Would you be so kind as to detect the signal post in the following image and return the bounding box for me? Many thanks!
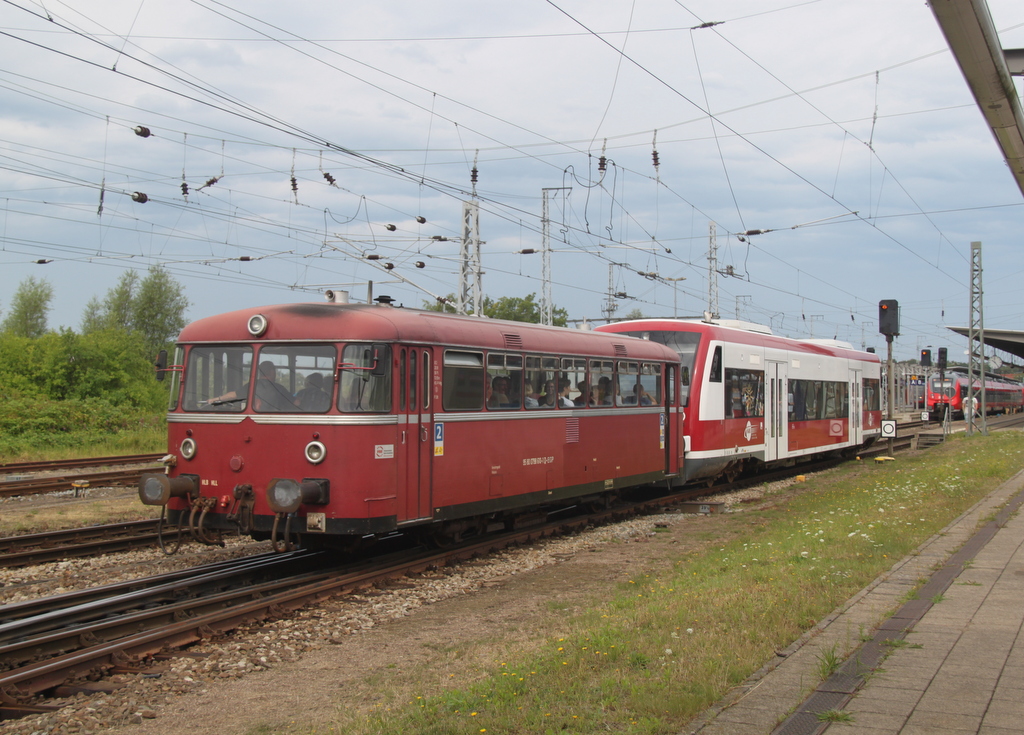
[879,300,899,456]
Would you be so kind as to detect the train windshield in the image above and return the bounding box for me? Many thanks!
[931,376,954,397]
[182,345,253,412]
[615,330,701,406]
[338,343,392,412]
[254,345,336,413]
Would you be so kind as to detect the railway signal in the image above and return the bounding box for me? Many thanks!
[878,300,899,336]
[937,347,947,369]
[920,349,932,367]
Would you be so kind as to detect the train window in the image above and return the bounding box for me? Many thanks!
[255,345,336,413]
[525,355,556,409]
[709,346,722,383]
[182,345,253,412]
[167,345,184,411]
[486,353,522,410]
[338,344,392,413]
[615,330,700,406]
[590,360,614,405]
[789,379,848,420]
[863,379,880,412]
[399,349,407,411]
[409,349,417,410]
[443,350,484,411]
[561,357,589,407]
[423,352,430,410]
[725,368,764,418]
[638,363,663,406]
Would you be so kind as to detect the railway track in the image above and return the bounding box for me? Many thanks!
[0,519,162,568]
[0,486,705,717]
[0,455,164,500]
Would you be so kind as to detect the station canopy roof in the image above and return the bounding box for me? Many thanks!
[945,327,1024,362]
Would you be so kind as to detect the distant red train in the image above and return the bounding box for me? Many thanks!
[926,369,1024,419]
[595,318,882,484]
[139,304,883,551]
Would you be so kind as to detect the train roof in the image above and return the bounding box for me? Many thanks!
[597,317,880,363]
[176,301,680,361]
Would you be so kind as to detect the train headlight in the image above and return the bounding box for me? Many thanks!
[180,437,197,460]
[304,440,327,464]
[139,473,198,505]
[247,313,268,337]
[265,477,330,513]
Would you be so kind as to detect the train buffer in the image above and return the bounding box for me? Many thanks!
[71,480,90,497]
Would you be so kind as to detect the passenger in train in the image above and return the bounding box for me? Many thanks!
[489,376,511,407]
[295,373,330,412]
[602,381,625,406]
[596,375,611,403]
[573,381,596,406]
[524,381,540,408]
[558,379,574,408]
[624,382,652,406]
[254,361,297,411]
[540,380,558,408]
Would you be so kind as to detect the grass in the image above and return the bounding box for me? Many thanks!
[816,709,854,723]
[815,644,843,681]
[316,431,1024,735]
[0,424,165,463]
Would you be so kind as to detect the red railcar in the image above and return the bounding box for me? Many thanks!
[595,318,882,483]
[926,369,1024,419]
[140,301,681,549]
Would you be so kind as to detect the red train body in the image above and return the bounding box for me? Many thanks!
[595,319,882,483]
[926,369,1024,419]
[141,301,682,549]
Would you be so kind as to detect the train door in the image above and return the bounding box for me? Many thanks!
[849,368,862,446]
[401,347,433,522]
[764,360,788,462]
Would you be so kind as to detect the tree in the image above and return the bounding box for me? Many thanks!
[82,266,189,358]
[622,308,646,320]
[422,293,569,327]
[1,276,53,338]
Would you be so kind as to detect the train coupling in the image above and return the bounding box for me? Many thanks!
[265,478,330,513]
[139,473,198,506]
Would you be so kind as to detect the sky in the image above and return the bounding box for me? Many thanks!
[1,0,1023,363]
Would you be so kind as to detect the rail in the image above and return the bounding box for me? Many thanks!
[0,519,162,568]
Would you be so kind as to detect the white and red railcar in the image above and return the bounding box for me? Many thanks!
[595,318,882,483]
[140,301,682,549]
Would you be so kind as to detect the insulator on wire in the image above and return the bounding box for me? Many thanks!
[471,166,478,184]
[384,262,395,270]
[134,126,151,138]
[290,176,298,193]
[415,216,426,224]
[181,182,189,196]
[598,155,607,173]
[131,191,149,203]
[415,261,425,268]
[323,172,336,186]
[35,258,52,264]
[385,224,397,231]
[652,149,660,168]
[239,256,253,262]
[366,254,381,260]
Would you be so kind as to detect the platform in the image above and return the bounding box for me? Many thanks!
[687,466,1024,735]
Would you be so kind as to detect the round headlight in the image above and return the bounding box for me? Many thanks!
[304,440,327,464]
[247,313,268,337]
[180,437,197,460]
